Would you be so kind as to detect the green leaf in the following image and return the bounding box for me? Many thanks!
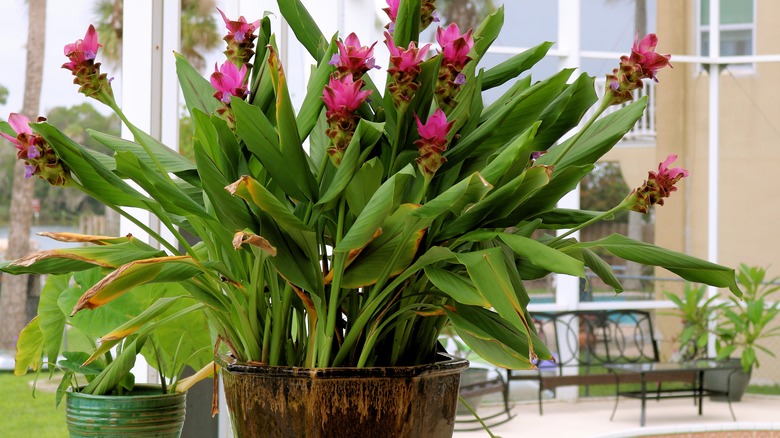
[14,317,43,376]
[38,274,70,368]
[498,234,584,277]
[482,41,554,90]
[538,98,648,169]
[573,234,742,297]
[0,240,166,275]
[32,122,154,210]
[232,98,315,202]
[580,248,623,292]
[114,151,210,219]
[176,52,220,115]
[297,37,337,139]
[276,0,326,59]
[344,158,383,218]
[83,337,146,395]
[88,130,197,176]
[425,267,487,307]
[318,120,384,206]
[336,165,415,253]
[339,204,425,288]
[71,256,205,314]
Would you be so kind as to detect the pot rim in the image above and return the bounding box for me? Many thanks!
[215,352,469,379]
[66,383,186,400]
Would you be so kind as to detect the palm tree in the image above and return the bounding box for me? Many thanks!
[437,0,495,31]
[0,0,46,350]
[93,0,221,72]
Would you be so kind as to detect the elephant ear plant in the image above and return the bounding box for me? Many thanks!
[2,0,743,390]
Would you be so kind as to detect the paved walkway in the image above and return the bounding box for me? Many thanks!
[453,395,780,438]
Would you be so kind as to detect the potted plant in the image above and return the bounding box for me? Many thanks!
[9,263,212,437]
[706,264,780,401]
[663,282,724,361]
[1,0,743,436]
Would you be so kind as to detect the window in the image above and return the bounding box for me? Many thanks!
[698,0,755,70]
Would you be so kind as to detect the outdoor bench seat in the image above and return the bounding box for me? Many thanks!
[506,309,697,415]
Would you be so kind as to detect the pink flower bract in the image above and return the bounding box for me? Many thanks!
[62,25,101,71]
[217,8,261,43]
[436,23,474,68]
[415,109,453,152]
[630,33,672,81]
[386,32,431,75]
[322,75,372,120]
[210,61,249,104]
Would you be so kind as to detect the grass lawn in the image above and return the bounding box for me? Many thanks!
[0,372,68,437]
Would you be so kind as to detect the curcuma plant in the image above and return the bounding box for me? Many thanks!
[1,0,741,380]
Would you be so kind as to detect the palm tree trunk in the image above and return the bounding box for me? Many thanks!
[0,0,46,350]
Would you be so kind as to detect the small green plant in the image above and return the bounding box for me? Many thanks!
[715,264,780,372]
[664,282,723,361]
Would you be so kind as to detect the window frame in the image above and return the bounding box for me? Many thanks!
[696,0,757,74]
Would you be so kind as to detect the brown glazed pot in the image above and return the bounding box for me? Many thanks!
[216,353,469,438]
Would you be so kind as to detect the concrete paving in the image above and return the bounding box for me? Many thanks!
[453,395,780,438]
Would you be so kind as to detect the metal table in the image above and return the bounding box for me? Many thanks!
[605,360,742,426]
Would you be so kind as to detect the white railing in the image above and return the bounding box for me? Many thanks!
[585,79,656,144]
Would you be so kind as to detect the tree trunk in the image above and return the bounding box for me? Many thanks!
[635,0,647,37]
[0,0,46,350]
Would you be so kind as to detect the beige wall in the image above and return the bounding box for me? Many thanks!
[653,0,780,381]
[656,0,780,275]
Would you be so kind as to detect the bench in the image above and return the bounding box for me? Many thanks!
[506,309,697,415]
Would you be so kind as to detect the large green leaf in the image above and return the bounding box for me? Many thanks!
[498,234,584,277]
[444,69,573,169]
[318,120,384,206]
[82,336,145,395]
[538,97,648,169]
[276,0,326,59]
[88,130,197,177]
[297,37,337,139]
[176,52,220,116]
[481,41,554,90]
[32,123,154,210]
[572,234,742,297]
[233,98,314,202]
[38,274,70,368]
[339,204,425,288]
[71,256,205,314]
[0,241,166,275]
[425,267,487,307]
[14,317,43,376]
[336,165,415,253]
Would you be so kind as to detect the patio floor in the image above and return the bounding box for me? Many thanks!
[453,394,780,438]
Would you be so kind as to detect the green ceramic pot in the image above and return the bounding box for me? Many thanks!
[216,353,469,438]
[65,384,186,437]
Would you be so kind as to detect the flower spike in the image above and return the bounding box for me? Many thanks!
[606,33,672,105]
[625,154,689,214]
[62,25,114,105]
[2,113,70,185]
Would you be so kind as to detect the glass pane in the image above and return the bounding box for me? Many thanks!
[700,29,752,56]
[701,0,753,25]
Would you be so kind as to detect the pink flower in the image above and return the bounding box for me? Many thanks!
[415,109,454,177]
[415,109,453,152]
[630,34,672,82]
[383,0,400,23]
[436,23,474,68]
[626,154,689,214]
[385,32,431,75]
[606,33,672,105]
[1,113,33,150]
[322,75,372,120]
[217,8,261,44]
[62,25,101,72]
[330,33,378,78]
[210,61,249,104]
